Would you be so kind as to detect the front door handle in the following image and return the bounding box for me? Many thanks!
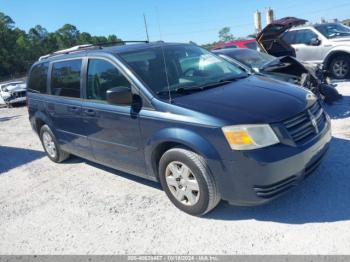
[68,106,80,113]
[84,109,96,116]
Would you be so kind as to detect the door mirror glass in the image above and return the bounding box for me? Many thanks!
[309,37,321,46]
[106,86,132,105]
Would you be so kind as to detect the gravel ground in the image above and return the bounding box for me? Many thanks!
[0,82,349,255]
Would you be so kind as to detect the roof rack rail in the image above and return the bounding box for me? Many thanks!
[39,44,96,61]
[94,40,149,47]
[39,40,149,61]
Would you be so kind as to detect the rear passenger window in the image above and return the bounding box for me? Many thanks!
[87,59,131,101]
[28,63,49,93]
[51,60,82,98]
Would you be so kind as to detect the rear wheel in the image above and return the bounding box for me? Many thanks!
[159,147,220,216]
[39,125,69,163]
[329,55,350,79]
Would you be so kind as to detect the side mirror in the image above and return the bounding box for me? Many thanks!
[106,86,132,105]
[309,37,321,46]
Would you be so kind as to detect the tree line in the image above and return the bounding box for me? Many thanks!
[0,12,122,81]
[0,11,256,81]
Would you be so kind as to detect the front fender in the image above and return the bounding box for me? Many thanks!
[324,46,350,67]
[144,127,222,178]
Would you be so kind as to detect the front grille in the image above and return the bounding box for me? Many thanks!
[13,91,26,98]
[283,101,327,144]
[253,175,298,199]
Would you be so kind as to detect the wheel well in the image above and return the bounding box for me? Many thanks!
[325,51,350,70]
[151,142,196,180]
[35,119,45,134]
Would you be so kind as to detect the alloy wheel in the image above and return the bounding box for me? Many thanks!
[333,59,349,78]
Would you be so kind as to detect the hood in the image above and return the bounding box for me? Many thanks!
[173,75,312,125]
[329,37,350,43]
[257,17,307,57]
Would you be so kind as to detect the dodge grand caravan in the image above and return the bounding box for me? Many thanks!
[27,42,332,216]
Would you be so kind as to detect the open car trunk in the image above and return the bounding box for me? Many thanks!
[256,17,307,57]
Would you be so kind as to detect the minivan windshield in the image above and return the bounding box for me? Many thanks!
[315,23,350,39]
[119,44,247,99]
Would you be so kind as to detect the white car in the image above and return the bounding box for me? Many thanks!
[257,17,350,79]
[0,81,27,107]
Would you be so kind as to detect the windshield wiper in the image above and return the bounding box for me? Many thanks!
[156,87,202,96]
[156,75,248,97]
[183,76,247,92]
[219,74,249,82]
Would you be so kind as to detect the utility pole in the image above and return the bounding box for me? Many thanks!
[143,13,150,42]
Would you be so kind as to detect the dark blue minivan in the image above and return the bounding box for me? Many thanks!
[27,42,332,215]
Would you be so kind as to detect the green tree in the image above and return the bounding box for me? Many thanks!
[0,12,14,29]
[0,12,123,81]
[56,24,80,48]
[218,27,235,42]
[247,33,257,38]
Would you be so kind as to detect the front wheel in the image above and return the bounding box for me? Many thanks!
[329,55,350,79]
[159,147,221,216]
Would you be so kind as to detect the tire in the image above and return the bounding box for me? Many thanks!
[39,124,70,163]
[159,147,221,216]
[329,55,350,79]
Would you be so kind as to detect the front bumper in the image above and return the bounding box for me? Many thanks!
[209,125,332,206]
[2,91,26,104]
[6,96,26,104]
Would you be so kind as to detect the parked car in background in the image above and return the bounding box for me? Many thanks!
[257,17,350,79]
[0,81,27,107]
[27,42,331,216]
[211,39,257,50]
[213,48,342,104]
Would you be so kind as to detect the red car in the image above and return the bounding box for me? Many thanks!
[211,39,257,50]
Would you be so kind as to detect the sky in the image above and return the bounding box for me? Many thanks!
[1,0,350,45]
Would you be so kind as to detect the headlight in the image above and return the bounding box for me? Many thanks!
[222,124,279,150]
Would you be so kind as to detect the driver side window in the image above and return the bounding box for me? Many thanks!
[87,59,131,101]
[295,29,318,45]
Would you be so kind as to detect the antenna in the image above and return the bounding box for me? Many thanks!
[156,7,172,102]
[143,13,150,42]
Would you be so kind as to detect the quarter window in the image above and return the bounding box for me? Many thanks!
[87,59,131,102]
[51,60,82,98]
[28,63,49,93]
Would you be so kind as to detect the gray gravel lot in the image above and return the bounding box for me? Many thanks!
[0,82,350,255]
